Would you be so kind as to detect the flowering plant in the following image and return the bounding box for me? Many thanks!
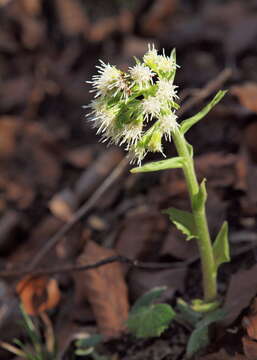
[86,45,230,355]
[86,45,179,165]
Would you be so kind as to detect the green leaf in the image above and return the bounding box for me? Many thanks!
[76,335,103,349]
[131,286,167,314]
[213,221,230,271]
[127,304,176,338]
[130,157,184,173]
[186,141,194,158]
[180,90,227,134]
[163,207,197,240]
[196,309,227,329]
[186,309,227,358]
[186,325,209,358]
[192,179,207,212]
[191,298,221,313]
[176,298,202,326]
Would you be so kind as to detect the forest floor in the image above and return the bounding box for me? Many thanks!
[1,0,257,359]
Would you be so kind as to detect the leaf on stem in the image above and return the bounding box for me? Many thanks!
[127,304,175,338]
[163,207,197,241]
[213,221,230,271]
[127,286,176,338]
[186,309,227,358]
[193,178,207,212]
[130,157,184,173]
[180,90,227,135]
[130,286,167,313]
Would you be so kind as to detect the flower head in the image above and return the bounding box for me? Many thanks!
[129,63,154,89]
[143,44,159,69]
[88,60,122,97]
[159,112,179,141]
[142,96,162,120]
[156,79,178,101]
[86,44,180,164]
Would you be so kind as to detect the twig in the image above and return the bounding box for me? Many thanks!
[0,255,193,279]
[28,157,128,270]
[177,68,232,117]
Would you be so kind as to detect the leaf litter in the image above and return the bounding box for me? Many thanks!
[2,0,257,358]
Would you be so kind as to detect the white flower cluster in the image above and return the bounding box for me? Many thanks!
[86,44,180,165]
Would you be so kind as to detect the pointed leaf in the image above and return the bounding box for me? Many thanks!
[186,325,209,358]
[192,179,207,212]
[213,221,230,271]
[181,90,227,134]
[127,304,176,338]
[186,309,227,357]
[130,157,184,173]
[186,141,194,158]
[131,286,167,314]
[76,335,103,349]
[163,207,197,240]
[176,298,202,326]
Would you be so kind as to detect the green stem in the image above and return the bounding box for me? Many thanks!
[172,130,217,302]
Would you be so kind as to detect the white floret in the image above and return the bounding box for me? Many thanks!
[142,96,162,120]
[159,112,179,141]
[143,44,159,67]
[129,63,154,89]
[129,145,147,166]
[156,79,179,101]
[88,60,121,97]
[156,53,177,73]
[119,123,143,149]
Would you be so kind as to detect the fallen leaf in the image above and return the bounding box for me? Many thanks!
[128,267,187,302]
[243,298,257,340]
[75,241,129,339]
[55,0,89,36]
[196,152,237,188]
[242,336,257,360]
[116,209,166,261]
[0,117,22,158]
[65,146,94,168]
[222,264,257,326]
[243,122,257,163]
[231,83,257,114]
[16,275,61,316]
[141,0,177,35]
[160,227,198,260]
[21,0,42,16]
[199,349,246,360]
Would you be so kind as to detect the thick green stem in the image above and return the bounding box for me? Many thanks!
[172,130,217,302]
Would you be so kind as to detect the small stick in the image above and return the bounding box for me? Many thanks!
[0,255,192,279]
[29,157,129,270]
[177,68,232,117]
[49,148,123,221]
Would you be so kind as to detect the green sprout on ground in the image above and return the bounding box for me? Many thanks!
[86,44,230,356]
[0,306,56,360]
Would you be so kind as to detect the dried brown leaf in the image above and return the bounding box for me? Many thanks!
[222,264,257,326]
[75,241,129,339]
[128,267,187,302]
[55,0,89,36]
[160,227,198,260]
[0,117,22,158]
[141,0,177,35]
[243,298,257,340]
[199,349,246,360]
[243,122,257,163]
[16,275,61,315]
[116,209,166,260]
[242,336,257,360]
[231,83,257,114]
